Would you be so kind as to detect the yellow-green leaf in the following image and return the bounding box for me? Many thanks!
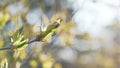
[37,18,62,41]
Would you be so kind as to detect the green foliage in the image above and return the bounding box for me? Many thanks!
[0,0,120,68]
[10,26,23,43]
[10,26,28,50]
[0,1,76,68]
[37,18,62,41]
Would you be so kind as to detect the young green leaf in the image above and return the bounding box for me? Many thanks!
[10,26,23,43]
[10,26,28,50]
[36,18,62,41]
[13,39,28,50]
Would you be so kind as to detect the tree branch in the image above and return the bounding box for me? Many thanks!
[0,18,62,51]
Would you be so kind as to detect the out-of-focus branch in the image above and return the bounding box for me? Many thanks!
[0,46,12,50]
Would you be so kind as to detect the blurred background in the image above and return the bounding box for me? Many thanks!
[0,0,120,68]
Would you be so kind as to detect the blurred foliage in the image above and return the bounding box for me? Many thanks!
[0,39,4,48]
[0,0,120,68]
[0,58,8,68]
[0,11,9,30]
[39,53,54,68]
[10,26,28,50]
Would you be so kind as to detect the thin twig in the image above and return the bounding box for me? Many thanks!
[0,44,13,50]
[0,38,38,51]
[0,18,62,51]
[0,46,12,50]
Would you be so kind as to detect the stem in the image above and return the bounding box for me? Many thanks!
[0,18,62,51]
[0,46,12,50]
